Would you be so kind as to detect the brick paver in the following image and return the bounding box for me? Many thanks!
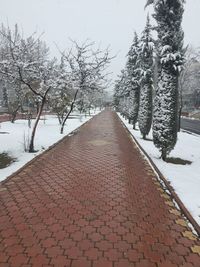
[0,110,200,267]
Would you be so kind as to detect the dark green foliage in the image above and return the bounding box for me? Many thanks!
[138,16,154,139]
[150,0,185,160]
[126,33,140,128]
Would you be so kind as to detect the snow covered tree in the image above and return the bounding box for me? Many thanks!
[7,82,24,123]
[0,24,56,152]
[113,81,121,112]
[59,40,112,133]
[49,56,74,125]
[113,69,128,116]
[80,85,105,115]
[126,32,140,128]
[0,77,23,122]
[146,0,185,160]
[138,15,154,139]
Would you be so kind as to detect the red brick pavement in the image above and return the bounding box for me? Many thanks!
[0,110,200,267]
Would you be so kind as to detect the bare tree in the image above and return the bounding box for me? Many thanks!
[0,24,56,152]
[49,58,76,125]
[58,40,112,134]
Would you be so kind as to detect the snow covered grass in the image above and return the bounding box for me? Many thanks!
[118,114,200,225]
[0,110,100,182]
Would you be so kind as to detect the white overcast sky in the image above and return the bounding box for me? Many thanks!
[0,0,199,89]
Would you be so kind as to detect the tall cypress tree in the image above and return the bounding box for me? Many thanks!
[138,15,154,139]
[146,0,185,160]
[114,69,129,117]
[126,32,140,129]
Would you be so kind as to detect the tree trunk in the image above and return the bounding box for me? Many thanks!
[161,149,167,161]
[11,105,21,123]
[178,84,183,132]
[57,113,62,125]
[29,87,50,152]
[29,97,46,152]
[28,113,32,128]
[178,105,182,132]
[36,102,40,114]
[60,89,79,134]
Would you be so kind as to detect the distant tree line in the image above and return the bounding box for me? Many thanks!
[179,46,200,112]
[114,0,185,161]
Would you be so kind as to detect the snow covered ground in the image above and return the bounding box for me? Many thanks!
[0,111,100,182]
[118,114,200,225]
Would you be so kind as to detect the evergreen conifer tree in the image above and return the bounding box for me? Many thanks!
[146,0,185,160]
[113,71,125,112]
[126,32,140,129]
[138,15,154,139]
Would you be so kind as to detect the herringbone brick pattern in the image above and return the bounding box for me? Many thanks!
[0,110,200,267]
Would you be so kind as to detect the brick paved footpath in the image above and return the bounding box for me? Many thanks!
[0,110,200,267]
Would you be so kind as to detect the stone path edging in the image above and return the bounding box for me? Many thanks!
[118,115,200,237]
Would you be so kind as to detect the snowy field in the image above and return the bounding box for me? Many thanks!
[118,114,200,225]
[0,111,99,182]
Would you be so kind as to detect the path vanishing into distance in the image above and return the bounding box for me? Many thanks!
[0,110,200,267]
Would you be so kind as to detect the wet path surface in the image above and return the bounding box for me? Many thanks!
[0,110,200,267]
